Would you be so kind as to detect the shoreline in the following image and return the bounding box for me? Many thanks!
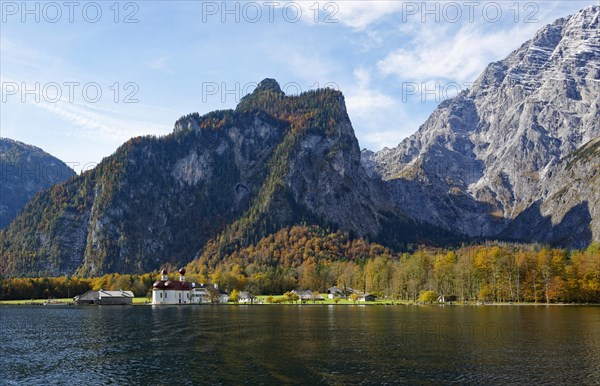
[1,298,598,307]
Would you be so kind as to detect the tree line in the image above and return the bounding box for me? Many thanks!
[2,226,599,303]
[0,273,156,300]
[186,226,600,303]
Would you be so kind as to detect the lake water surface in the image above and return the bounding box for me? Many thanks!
[1,305,598,385]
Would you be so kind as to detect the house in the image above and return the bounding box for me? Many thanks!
[74,289,134,305]
[192,284,230,304]
[327,286,355,299]
[152,268,192,305]
[74,290,98,305]
[437,295,458,303]
[96,290,134,305]
[238,291,257,304]
[291,290,324,301]
[358,293,377,302]
[152,268,229,305]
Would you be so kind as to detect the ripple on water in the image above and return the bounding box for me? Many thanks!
[1,305,598,384]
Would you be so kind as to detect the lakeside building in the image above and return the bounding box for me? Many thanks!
[152,268,229,305]
[327,286,355,299]
[74,289,134,305]
[358,293,377,302]
[238,291,257,304]
[291,289,325,301]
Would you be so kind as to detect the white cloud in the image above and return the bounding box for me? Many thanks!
[276,0,406,30]
[344,67,414,150]
[35,100,167,142]
[1,75,167,143]
[148,56,171,71]
[333,1,407,29]
[378,22,541,84]
[268,47,336,87]
[346,67,396,119]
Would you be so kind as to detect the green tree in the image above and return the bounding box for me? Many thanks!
[418,290,437,303]
[229,289,239,303]
[284,291,299,303]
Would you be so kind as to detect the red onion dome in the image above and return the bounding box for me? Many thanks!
[179,268,186,275]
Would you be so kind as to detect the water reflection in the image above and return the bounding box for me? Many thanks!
[1,305,598,384]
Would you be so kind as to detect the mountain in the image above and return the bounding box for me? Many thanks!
[0,138,75,228]
[364,5,600,248]
[2,7,597,278]
[0,80,443,277]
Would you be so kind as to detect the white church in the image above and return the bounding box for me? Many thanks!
[152,268,229,305]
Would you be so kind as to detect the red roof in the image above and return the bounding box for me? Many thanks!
[153,280,190,291]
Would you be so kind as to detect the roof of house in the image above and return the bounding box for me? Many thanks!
[238,291,256,299]
[98,290,134,298]
[291,289,312,296]
[291,290,323,300]
[327,286,355,294]
[194,284,229,295]
[153,280,191,291]
[75,290,98,301]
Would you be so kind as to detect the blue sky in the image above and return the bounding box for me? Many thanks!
[1,0,595,172]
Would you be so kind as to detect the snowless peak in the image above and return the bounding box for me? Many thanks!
[254,78,284,95]
[237,78,286,111]
[366,5,600,246]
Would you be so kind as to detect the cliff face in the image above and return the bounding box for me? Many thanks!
[3,7,597,277]
[0,80,420,277]
[365,6,600,245]
[0,138,75,228]
[501,137,600,248]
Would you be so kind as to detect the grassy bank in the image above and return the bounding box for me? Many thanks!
[0,297,151,305]
[1,296,596,306]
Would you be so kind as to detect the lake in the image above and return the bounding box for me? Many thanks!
[1,305,598,385]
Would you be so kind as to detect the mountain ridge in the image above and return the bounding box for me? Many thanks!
[0,138,75,228]
[364,5,600,246]
[0,80,450,277]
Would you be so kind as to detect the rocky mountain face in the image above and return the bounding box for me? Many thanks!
[0,80,434,277]
[501,137,600,247]
[2,7,597,278]
[364,5,600,248]
[0,138,75,228]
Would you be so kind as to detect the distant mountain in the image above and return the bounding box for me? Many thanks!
[0,138,75,228]
[0,80,447,277]
[364,5,600,248]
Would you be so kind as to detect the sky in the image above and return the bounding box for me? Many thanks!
[1,0,596,172]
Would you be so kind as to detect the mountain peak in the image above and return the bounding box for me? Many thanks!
[0,137,75,228]
[254,78,283,95]
[237,78,285,112]
[366,5,600,246]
